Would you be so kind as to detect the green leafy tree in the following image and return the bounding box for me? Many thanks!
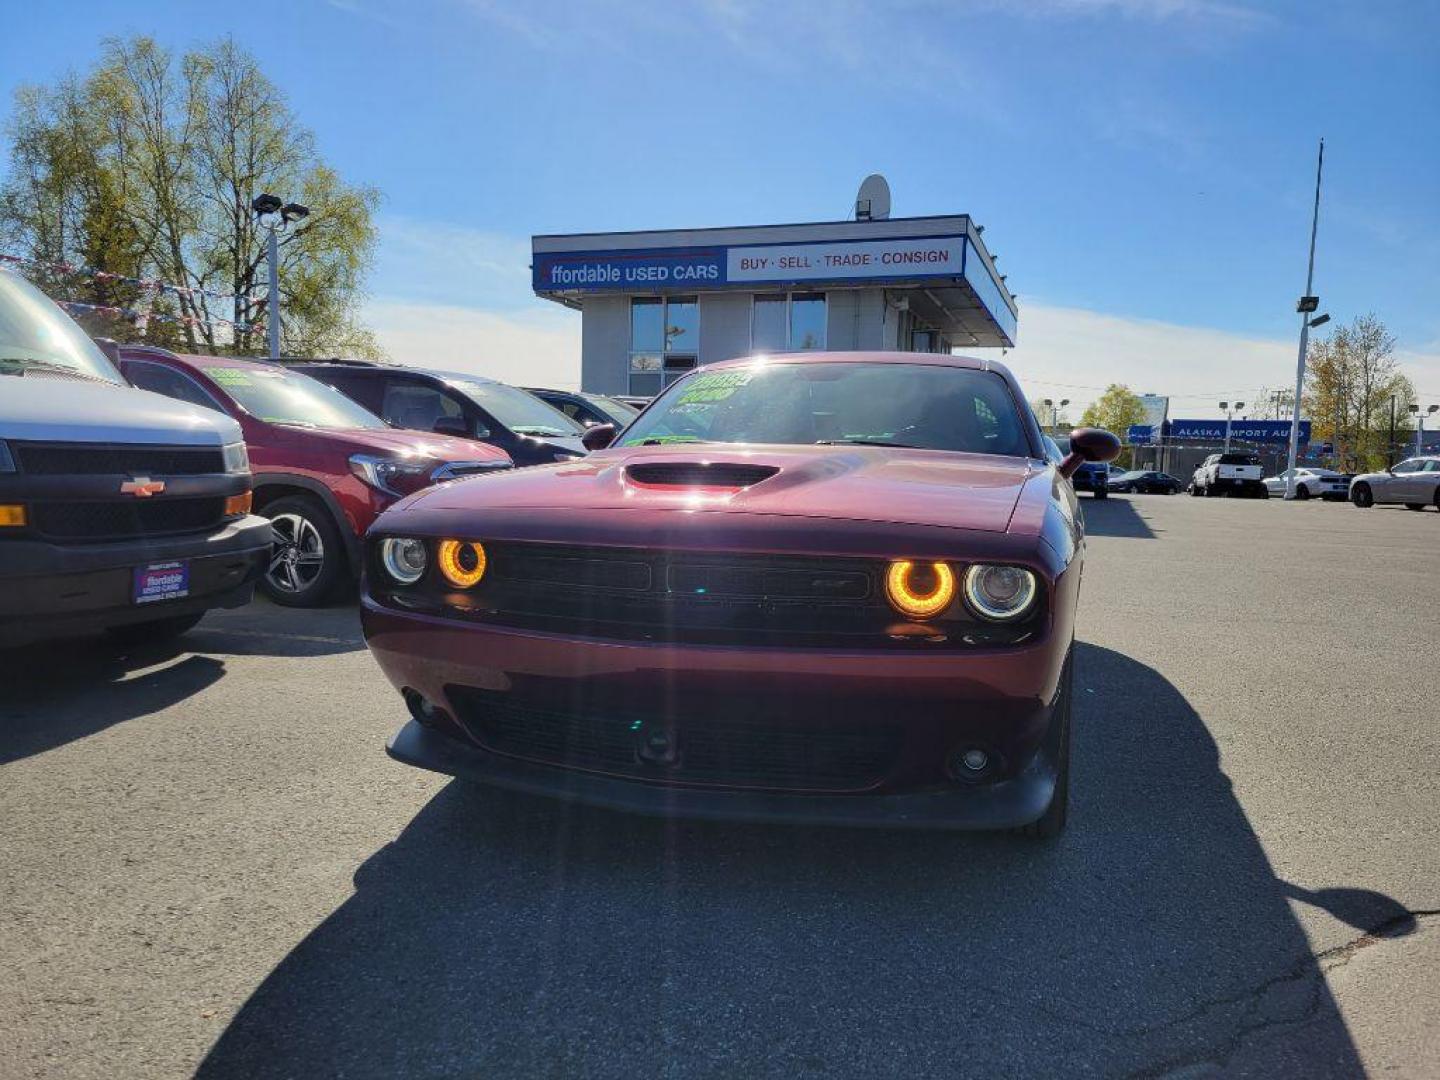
[0,35,381,357]
[1080,384,1147,435]
[1303,314,1414,471]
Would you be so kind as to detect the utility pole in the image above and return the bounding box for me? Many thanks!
[1285,139,1326,499]
[1388,395,1396,469]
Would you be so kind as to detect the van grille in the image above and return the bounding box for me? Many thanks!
[31,497,226,540]
[13,442,225,476]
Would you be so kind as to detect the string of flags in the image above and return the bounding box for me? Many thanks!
[0,251,251,305]
[58,298,264,334]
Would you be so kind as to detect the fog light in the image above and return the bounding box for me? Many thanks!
[403,689,450,728]
[948,746,999,783]
[0,504,26,527]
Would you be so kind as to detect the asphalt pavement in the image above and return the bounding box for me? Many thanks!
[1,495,1437,1079]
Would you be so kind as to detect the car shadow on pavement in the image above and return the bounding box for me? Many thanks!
[0,602,362,765]
[1080,496,1158,539]
[196,643,1388,1078]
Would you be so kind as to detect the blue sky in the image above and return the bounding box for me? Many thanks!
[3,0,1437,415]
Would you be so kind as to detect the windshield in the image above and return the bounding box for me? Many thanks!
[0,271,124,384]
[585,393,638,422]
[619,361,1030,455]
[202,364,387,429]
[451,381,584,437]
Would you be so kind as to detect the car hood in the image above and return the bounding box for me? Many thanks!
[403,443,1041,533]
[1,376,242,445]
[309,426,510,463]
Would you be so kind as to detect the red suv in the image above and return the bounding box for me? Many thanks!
[118,347,511,606]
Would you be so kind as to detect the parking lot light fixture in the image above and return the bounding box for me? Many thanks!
[1285,140,1325,499]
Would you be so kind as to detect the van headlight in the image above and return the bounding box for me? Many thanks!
[221,441,249,474]
[962,565,1038,622]
[379,538,429,584]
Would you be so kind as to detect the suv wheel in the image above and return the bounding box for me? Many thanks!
[1351,483,1374,508]
[260,495,346,607]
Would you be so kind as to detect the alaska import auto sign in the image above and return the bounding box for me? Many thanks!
[533,235,967,292]
[1167,419,1312,444]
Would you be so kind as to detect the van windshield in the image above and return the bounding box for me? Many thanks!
[0,272,124,384]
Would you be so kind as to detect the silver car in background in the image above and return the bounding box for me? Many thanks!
[1349,457,1440,510]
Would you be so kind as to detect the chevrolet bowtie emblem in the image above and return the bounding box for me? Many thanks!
[120,476,166,498]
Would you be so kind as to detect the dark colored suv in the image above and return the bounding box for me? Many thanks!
[293,362,588,466]
[523,387,639,430]
[119,348,511,607]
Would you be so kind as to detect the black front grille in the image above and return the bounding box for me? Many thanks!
[626,462,779,487]
[448,685,903,792]
[31,497,226,540]
[13,442,225,476]
[382,541,1040,649]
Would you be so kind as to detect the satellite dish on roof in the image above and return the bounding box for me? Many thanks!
[855,174,891,221]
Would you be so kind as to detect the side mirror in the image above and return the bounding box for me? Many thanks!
[582,423,617,451]
[1058,427,1121,479]
[432,416,470,437]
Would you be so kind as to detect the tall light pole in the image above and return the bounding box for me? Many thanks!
[1284,139,1325,499]
[251,193,310,360]
[1220,401,1245,452]
[1412,404,1439,456]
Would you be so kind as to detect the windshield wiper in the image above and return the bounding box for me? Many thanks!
[0,357,111,383]
[513,426,570,437]
[815,438,920,449]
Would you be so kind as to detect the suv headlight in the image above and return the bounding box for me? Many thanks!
[0,441,14,474]
[221,441,249,474]
[349,453,434,496]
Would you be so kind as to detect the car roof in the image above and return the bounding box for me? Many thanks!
[702,350,1007,377]
[292,359,507,388]
[119,346,281,374]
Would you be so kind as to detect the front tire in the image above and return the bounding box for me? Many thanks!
[104,612,205,646]
[1352,483,1374,508]
[1296,484,1310,500]
[259,494,347,607]
[1016,655,1072,840]
[1092,488,1108,500]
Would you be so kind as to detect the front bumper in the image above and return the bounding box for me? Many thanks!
[363,597,1071,829]
[0,514,271,646]
[387,715,1061,830]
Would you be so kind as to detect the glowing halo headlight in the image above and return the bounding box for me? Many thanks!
[437,539,488,588]
[962,564,1038,622]
[884,560,957,620]
[379,537,428,585]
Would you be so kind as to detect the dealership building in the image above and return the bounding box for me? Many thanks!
[531,192,1017,397]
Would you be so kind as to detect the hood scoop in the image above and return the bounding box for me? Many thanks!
[625,461,780,489]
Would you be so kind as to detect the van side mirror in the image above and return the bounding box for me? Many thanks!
[582,423,617,451]
[1059,427,1121,479]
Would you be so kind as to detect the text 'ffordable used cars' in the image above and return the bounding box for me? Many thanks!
[360,353,1119,837]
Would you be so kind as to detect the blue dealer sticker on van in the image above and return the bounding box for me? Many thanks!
[134,561,190,604]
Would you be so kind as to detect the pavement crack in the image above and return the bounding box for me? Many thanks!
[1123,908,1439,1078]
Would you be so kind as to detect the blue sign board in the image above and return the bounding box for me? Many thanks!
[534,247,727,291]
[1127,424,1153,445]
[1167,419,1311,444]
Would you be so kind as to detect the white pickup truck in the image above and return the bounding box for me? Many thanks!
[0,269,272,647]
[1189,452,1268,498]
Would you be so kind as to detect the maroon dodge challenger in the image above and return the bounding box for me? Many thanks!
[361,352,1118,836]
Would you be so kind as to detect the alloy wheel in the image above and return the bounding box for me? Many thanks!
[267,512,327,594]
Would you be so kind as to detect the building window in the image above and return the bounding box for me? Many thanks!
[630,296,697,395]
[751,292,827,352]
